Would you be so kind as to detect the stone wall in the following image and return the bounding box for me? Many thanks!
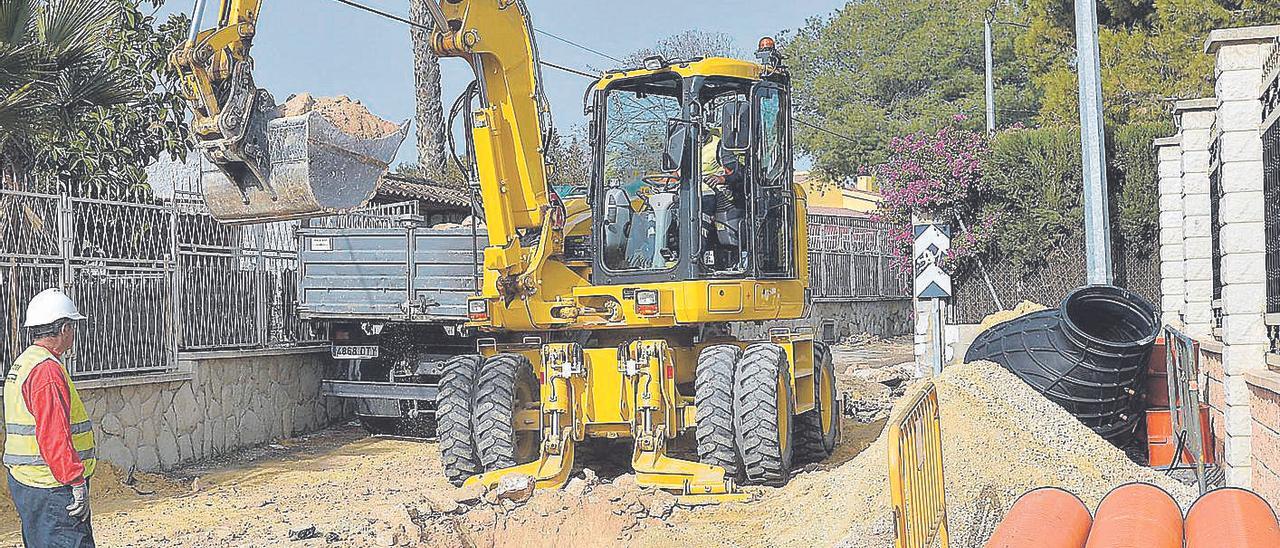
[1201,344,1228,463]
[736,299,913,341]
[68,349,347,472]
[1247,370,1280,503]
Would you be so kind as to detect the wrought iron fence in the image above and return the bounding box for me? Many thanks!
[806,214,909,301]
[1263,73,1280,355]
[1,187,322,380]
[1209,124,1225,337]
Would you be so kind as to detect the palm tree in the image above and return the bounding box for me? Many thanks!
[410,0,448,180]
[0,0,136,190]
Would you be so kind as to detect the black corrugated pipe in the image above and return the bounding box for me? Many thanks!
[964,285,1160,443]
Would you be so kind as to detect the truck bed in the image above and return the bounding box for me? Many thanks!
[296,221,483,322]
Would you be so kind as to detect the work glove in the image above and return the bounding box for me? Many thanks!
[66,482,89,521]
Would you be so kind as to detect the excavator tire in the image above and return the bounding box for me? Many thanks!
[794,341,839,464]
[733,343,794,486]
[436,354,482,485]
[472,353,541,471]
[695,344,742,478]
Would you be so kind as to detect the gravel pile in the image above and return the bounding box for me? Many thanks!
[643,360,1196,547]
[838,360,1196,547]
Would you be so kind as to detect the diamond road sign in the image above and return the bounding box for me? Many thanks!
[913,222,952,299]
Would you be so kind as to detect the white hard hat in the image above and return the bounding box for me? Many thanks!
[24,288,86,328]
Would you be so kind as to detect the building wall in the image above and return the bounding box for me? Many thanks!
[1157,26,1280,489]
[39,349,348,472]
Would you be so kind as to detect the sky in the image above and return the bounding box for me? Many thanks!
[158,0,848,166]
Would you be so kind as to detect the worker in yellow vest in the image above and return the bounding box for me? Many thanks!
[4,288,96,547]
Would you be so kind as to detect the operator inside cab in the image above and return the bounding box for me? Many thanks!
[701,102,749,273]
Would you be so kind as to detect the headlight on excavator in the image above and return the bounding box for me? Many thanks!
[468,299,490,322]
[634,290,659,316]
[642,55,666,71]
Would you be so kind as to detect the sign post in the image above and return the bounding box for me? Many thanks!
[914,222,952,376]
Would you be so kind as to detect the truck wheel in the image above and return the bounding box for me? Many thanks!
[437,354,482,485]
[696,344,742,478]
[794,341,839,464]
[734,343,794,486]
[472,353,541,471]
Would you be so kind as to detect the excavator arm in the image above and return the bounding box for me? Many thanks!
[171,0,563,301]
[431,0,559,295]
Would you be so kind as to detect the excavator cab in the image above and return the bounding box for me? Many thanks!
[171,1,408,224]
[591,55,796,284]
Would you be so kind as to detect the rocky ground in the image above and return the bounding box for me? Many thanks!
[0,336,1191,547]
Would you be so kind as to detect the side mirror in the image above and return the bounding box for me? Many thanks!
[663,119,691,171]
[720,101,750,151]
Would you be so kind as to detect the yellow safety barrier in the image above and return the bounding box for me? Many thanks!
[888,381,949,548]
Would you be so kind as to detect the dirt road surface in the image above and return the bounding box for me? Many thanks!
[0,337,911,547]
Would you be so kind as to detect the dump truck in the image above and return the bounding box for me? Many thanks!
[173,0,839,503]
[298,212,483,435]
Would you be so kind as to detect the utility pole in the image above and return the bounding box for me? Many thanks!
[984,9,996,133]
[1074,0,1114,284]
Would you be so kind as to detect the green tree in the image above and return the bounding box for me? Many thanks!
[1017,0,1278,125]
[0,0,190,198]
[782,0,1038,181]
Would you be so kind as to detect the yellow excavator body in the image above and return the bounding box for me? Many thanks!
[174,1,838,503]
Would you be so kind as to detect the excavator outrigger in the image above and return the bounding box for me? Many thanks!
[173,0,839,503]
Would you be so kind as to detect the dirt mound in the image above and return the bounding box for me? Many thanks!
[0,460,188,536]
[275,93,400,139]
[638,361,1196,547]
[978,300,1048,331]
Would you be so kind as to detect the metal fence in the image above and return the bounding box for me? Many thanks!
[1262,80,1280,354]
[947,233,1160,325]
[1,187,322,380]
[1209,123,1226,337]
[807,214,910,301]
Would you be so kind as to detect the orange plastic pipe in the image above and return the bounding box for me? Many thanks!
[985,487,1092,548]
[1185,487,1280,548]
[1084,483,1183,548]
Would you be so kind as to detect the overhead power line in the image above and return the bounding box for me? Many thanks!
[794,118,860,145]
[326,0,859,145]
[324,0,599,77]
[534,28,625,64]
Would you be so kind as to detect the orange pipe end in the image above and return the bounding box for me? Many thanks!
[1084,482,1183,548]
[1185,487,1280,548]
[985,487,1092,548]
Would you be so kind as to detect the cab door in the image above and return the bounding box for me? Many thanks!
[749,82,796,280]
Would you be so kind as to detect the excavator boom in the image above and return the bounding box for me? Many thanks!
[172,0,410,224]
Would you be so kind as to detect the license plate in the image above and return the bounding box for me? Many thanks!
[332,345,379,359]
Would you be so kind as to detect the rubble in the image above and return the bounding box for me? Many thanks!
[274,93,400,140]
[490,473,536,505]
[977,300,1048,331]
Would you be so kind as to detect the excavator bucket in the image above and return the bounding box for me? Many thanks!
[197,97,410,224]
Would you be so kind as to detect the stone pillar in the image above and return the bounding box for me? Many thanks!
[1205,26,1280,486]
[1175,99,1218,339]
[1154,136,1185,326]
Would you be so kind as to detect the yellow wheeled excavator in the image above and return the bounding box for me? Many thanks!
[173,0,839,502]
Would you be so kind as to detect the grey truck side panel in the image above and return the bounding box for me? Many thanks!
[297,225,482,321]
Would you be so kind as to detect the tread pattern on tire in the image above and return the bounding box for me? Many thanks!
[734,343,793,486]
[695,344,742,478]
[794,341,836,464]
[436,354,482,485]
[472,353,535,471]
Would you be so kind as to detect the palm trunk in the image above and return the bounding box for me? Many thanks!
[410,0,448,180]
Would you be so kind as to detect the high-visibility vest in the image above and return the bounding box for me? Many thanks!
[3,345,96,488]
